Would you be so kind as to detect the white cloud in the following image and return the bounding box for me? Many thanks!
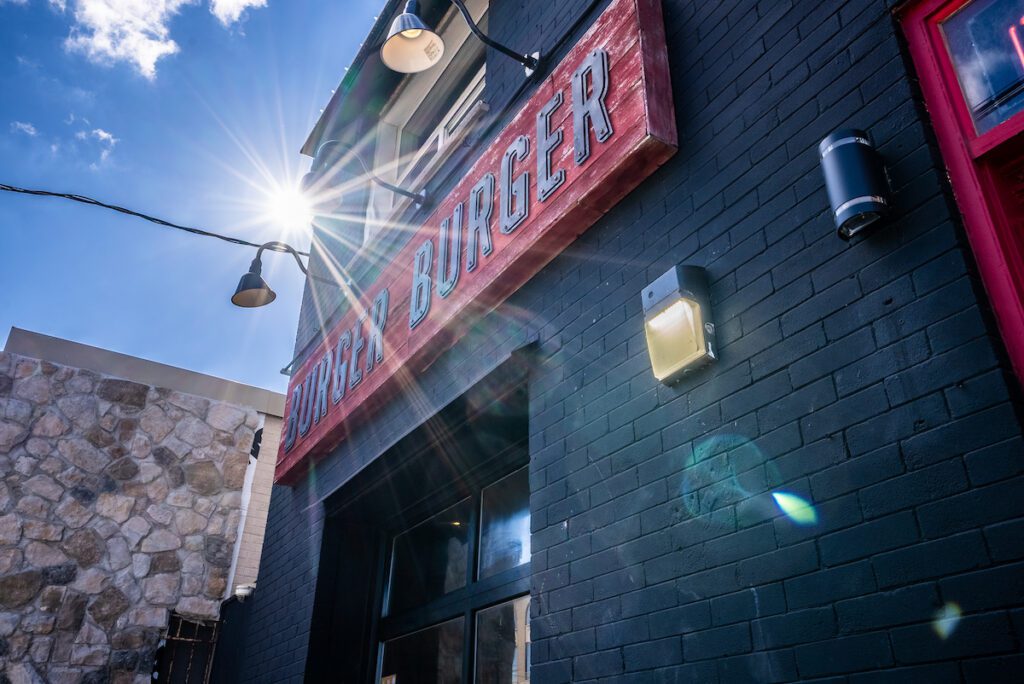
[10,121,38,136]
[209,0,265,25]
[73,126,119,168]
[59,0,269,79]
[91,127,118,145]
[89,127,118,166]
[64,0,198,80]
[90,127,118,167]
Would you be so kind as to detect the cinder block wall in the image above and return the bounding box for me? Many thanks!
[240,0,1024,681]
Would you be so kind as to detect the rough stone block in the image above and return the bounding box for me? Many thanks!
[96,380,149,409]
[0,570,42,608]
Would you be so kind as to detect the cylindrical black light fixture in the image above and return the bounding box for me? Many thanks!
[819,129,890,240]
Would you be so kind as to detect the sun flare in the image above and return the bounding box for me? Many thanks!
[265,184,313,236]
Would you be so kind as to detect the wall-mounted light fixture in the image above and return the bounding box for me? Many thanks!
[231,239,347,308]
[234,583,255,601]
[819,128,890,240]
[642,265,716,384]
[231,241,310,308]
[381,0,541,76]
[310,140,428,207]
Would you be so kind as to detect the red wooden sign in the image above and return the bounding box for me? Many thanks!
[276,0,676,484]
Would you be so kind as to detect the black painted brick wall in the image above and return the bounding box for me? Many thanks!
[237,0,1024,681]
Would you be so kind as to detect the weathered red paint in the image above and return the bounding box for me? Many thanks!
[276,0,677,484]
[901,0,1024,384]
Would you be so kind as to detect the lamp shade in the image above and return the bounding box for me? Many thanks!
[642,266,716,383]
[381,0,444,73]
[231,270,277,308]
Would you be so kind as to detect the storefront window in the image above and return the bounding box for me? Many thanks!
[377,464,531,683]
[941,0,1024,133]
[478,467,531,579]
[475,596,531,684]
[387,498,472,614]
[380,617,465,684]
[305,372,532,682]
[903,0,1024,379]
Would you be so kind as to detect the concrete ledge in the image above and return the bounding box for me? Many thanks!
[4,327,284,417]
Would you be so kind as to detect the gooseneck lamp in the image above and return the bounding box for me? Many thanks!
[232,241,313,308]
[311,140,428,207]
[642,266,716,384]
[381,0,541,76]
[819,128,890,240]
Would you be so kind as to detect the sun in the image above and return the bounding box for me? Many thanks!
[265,184,313,235]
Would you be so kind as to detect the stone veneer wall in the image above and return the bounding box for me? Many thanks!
[0,351,257,683]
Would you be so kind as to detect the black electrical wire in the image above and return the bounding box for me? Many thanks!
[0,183,310,257]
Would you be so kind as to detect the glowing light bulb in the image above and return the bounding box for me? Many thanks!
[402,28,423,39]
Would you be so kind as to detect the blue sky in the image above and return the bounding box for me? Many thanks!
[0,0,381,392]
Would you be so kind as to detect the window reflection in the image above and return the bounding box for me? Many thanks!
[478,467,531,580]
[381,617,465,684]
[942,0,1024,132]
[476,596,530,684]
[388,498,471,614]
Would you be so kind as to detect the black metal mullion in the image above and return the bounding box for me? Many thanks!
[367,529,389,682]
[467,490,481,585]
[467,563,531,602]
[378,596,469,641]
[463,490,481,684]
[464,604,475,684]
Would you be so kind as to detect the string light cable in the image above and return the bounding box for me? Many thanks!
[0,183,310,257]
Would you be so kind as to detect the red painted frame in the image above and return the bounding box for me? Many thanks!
[275,0,677,484]
[900,0,1024,382]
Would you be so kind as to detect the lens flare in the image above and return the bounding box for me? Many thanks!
[266,185,313,234]
[932,602,962,640]
[681,434,779,522]
[771,492,818,526]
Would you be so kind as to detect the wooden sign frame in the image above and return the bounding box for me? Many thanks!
[277,0,676,484]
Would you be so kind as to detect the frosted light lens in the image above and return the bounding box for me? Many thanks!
[644,298,705,380]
